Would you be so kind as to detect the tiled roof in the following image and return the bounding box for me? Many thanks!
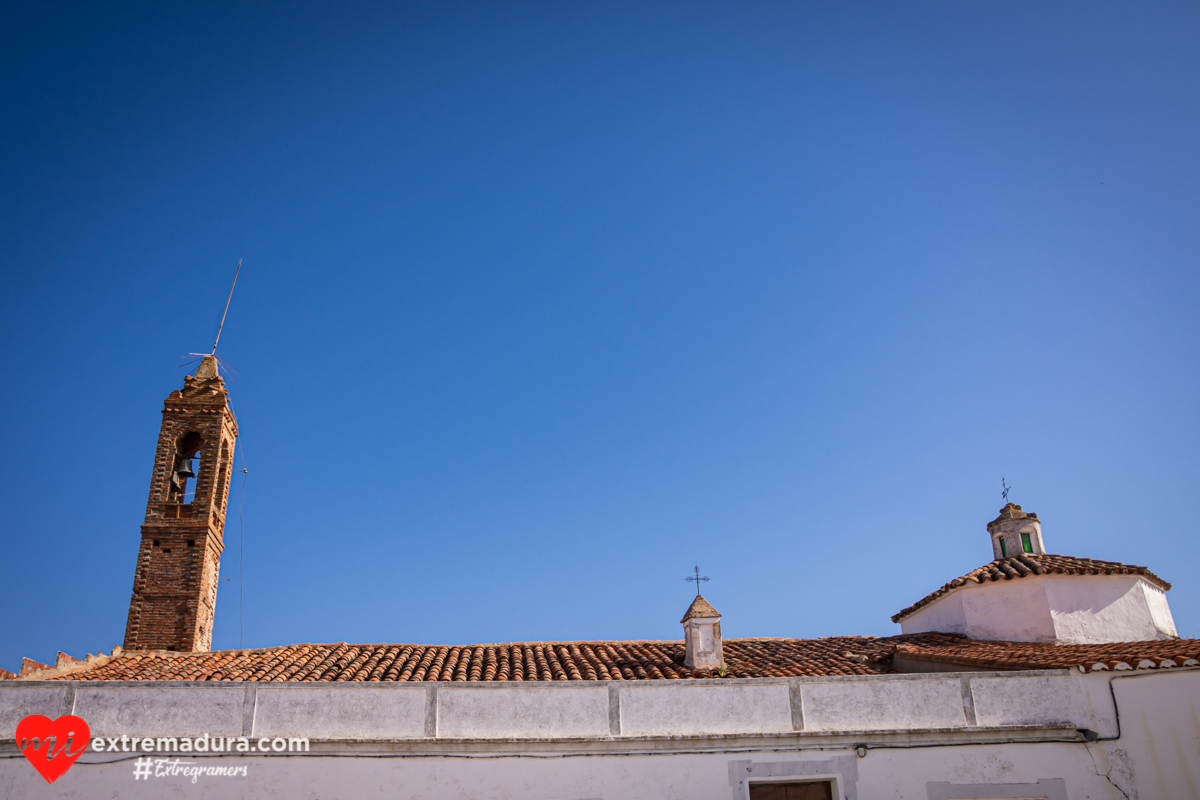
[43,634,1200,682]
[53,638,900,682]
[896,636,1200,674]
[892,554,1171,623]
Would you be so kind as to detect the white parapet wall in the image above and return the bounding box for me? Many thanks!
[800,676,967,732]
[619,683,793,737]
[253,686,428,739]
[0,670,1103,743]
[0,669,1196,799]
[436,686,612,739]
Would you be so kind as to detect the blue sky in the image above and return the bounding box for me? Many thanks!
[2,2,1197,669]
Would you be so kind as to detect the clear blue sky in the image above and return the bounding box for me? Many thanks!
[2,2,1197,670]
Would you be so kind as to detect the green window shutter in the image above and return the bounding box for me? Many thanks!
[1021,533,1032,553]
[999,537,1007,557]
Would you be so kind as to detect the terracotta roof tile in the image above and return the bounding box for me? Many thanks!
[39,634,1200,682]
[52,638,894,682]
[894,635,1200,674]
[892,554,1171,623]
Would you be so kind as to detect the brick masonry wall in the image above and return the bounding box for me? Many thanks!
[123,359,238,652]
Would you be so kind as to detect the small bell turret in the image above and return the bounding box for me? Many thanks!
[987,503,1044,559]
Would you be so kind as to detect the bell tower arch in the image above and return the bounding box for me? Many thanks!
[123,355,238,652]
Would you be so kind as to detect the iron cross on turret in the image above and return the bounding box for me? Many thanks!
[685,565,709,597]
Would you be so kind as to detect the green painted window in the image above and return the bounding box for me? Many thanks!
[999,537,1007,557]
[1021,533,1033,553]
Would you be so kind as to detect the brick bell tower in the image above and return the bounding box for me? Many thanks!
[123,354,238,652]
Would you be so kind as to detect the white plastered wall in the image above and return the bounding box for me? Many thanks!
[4,669,1200,799]
[901,576,1055,642]
[1141,581,1179,638]
[685,618,722,669]
[1044,575,1177,643]
[1105,669,1200,799]
[0,741,1127,800]
[900,574,1177,643]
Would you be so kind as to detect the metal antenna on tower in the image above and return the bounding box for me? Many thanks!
[212,259,241,356]
[179,260,243,376]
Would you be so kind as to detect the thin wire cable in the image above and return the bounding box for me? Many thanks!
[236,438,250,650]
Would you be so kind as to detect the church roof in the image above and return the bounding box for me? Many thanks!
[39,633,1200,682]
[52,638,892,682]
[892,636,1199,674]
[892,554,1172,623]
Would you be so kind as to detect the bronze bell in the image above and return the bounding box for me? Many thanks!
[174,457,197,482]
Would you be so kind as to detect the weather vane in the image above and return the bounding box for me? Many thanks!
[684,565,709,597]
[1001,477,1011,503]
